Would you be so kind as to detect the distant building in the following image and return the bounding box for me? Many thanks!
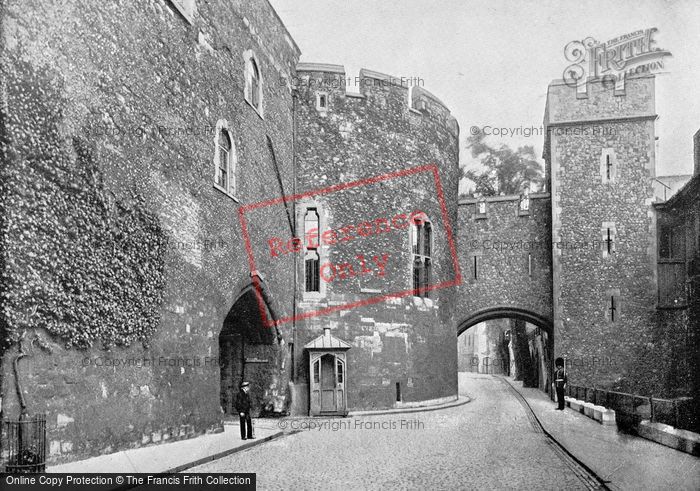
[653,175,693,202]
[457,320,509,374]
[653,160,700,401]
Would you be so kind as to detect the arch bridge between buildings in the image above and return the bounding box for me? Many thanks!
[455,194,553,336]
[455,195,554,392]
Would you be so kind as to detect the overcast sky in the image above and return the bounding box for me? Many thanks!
[269,0,700,184]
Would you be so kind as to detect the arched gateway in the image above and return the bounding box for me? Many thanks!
[219,275,285,418]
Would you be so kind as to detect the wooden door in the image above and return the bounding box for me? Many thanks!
[309,352,347,415]
[320,354,336,412]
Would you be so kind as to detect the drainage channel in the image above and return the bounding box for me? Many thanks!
[499,377,615,491]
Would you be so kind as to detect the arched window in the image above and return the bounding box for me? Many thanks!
[214,124,236,197]
[244,51,263,114]
[411,214,432,298]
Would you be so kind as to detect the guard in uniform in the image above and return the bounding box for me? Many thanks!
[553,357,567,410]
[235,381,254,440]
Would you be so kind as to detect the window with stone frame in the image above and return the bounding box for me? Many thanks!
[316,92,329,112]
[600,148,617,183]
[411,214,432,298]
[215,128,236,195]
[601,222,616,258]
[304,208,320,293]
[244,52,263,115]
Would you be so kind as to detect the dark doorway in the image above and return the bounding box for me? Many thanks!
[219,288,280,417]
[219,332,244,415]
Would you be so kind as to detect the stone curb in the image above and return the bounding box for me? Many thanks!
[637,420,700,457]
[166,430,297,473]
[347,395,471,417]
[565,396,616,425]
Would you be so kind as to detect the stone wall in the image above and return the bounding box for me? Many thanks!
[290,65,461,411]
[544,76,677,395]
[0,0,299,463]
[455,194,553,330]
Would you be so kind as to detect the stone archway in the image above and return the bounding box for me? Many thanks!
[457,306,552,336]
[457,307,553,392]
[219,276,285,417]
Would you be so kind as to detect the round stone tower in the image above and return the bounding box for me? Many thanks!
[289,63,460,413]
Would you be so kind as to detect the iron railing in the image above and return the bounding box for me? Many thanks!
[3,413,46,473]
[566,384,697,432]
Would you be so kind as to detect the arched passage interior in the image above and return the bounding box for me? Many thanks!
[457,307,554,392]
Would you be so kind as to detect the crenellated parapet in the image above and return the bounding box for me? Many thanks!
[294,63,458,139]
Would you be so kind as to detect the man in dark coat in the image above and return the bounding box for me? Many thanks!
[235,381,254,440]
[553,357,568,410]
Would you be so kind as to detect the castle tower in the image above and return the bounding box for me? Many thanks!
[544,76,661,392]
[289,64,461,413]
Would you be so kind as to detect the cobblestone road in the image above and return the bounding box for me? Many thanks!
[190,373,589,489]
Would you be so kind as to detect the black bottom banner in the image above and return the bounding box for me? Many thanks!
[0,473,256,491]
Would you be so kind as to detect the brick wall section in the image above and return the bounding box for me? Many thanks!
[455,195,553,330]
[0,0,299,463]
[544,76,678,395]
[290,65,460,411]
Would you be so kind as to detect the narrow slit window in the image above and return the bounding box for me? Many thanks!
[250,59,261,109]
[609,296,617,322]
[217,130,231,190]
[601,148,616,182]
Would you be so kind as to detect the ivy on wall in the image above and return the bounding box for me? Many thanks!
[0,58,167,349]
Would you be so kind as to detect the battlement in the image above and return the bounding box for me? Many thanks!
[544,75,656,127]
[295,62,458,136]
[458,193,551,206]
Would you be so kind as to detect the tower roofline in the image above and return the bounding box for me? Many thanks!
[262,0,301,57]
